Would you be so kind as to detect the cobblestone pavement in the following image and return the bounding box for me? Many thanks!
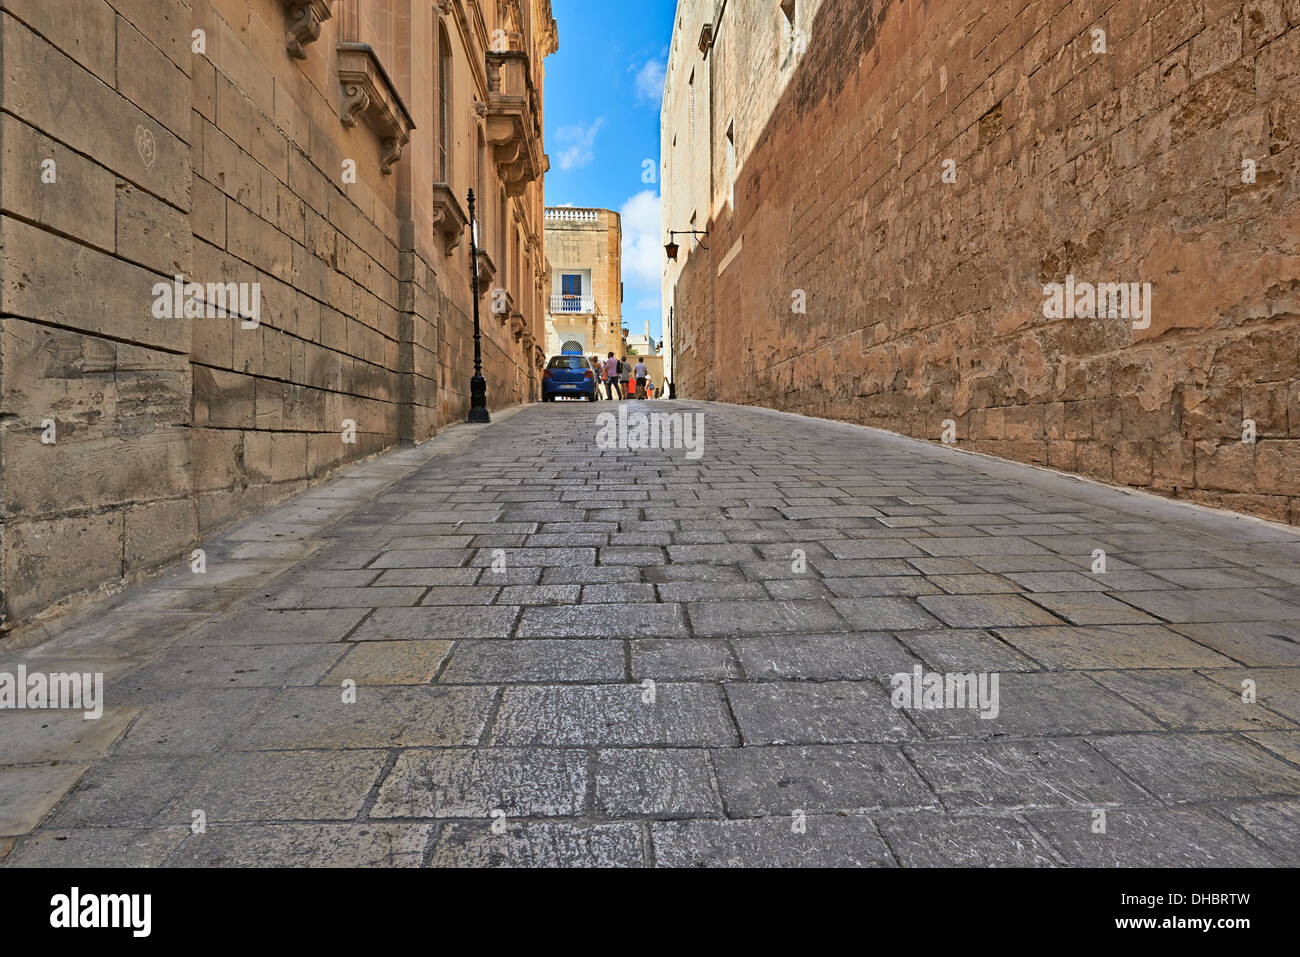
[3,400,1300,867]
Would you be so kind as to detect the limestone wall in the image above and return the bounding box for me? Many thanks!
[664,0,1300,523]
[0,0,556,633]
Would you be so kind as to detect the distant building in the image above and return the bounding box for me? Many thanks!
[625,321,659,357]
[544,208,624,359]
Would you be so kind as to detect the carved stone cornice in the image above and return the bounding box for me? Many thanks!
[279,0,332,59]
[337,42,416,175]
[431,183,468,255]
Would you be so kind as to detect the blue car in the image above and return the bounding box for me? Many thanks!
[542,355,599,401]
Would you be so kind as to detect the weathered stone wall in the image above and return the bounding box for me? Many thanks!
[0,0,556,634]
[664,0,1300,523]
[0,0,197,630]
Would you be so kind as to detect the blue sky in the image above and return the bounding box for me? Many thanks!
[544,0,676,343]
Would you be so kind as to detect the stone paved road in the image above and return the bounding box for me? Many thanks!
[3,400,1299,867]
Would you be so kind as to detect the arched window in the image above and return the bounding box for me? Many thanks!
[499,189,509,289]
[476,129,486,237]
[437,25,452,183]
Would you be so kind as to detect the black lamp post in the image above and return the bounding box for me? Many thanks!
[467,188,490,424]
[667,305,674,398]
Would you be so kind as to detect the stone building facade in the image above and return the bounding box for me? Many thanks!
[663,0,1300,523]
[543,206,625,359]
[0,0,557,634]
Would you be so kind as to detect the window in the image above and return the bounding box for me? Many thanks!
[689,70,695,146]
[475,130,485,239]
[513,228,521,294]
[780,0,798,62]
[499,190,508,286]
[562,274,582,297]
[725,122,736,210]
[437,26,452,183]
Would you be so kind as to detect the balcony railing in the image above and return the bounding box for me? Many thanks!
[545,208,599,224]
[550,294,596,314]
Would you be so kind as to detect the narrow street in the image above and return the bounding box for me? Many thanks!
[3,401,1299,867]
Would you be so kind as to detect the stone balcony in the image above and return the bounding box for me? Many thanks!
[338,42,415,175]
[485,51,544,197]
[430,183,467,255]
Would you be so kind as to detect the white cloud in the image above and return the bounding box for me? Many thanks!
[633,56,667,107]
[554,118,604,170]
[620,190,662,288]
[635,296,660,312]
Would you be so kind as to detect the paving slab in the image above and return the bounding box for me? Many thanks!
[878,813,1059,867]
[3,828,189,867]
[324,641,455,685]
[0,766,88,836]
[652,816,896,867]
[230,687,496,750]
[166,823,433,868]
[429,821,644,867]
[491,683,739,747]
[595,749,721,818]
[372,749,588,819]
[173,750,389,822]
[1091,733,1300,803]
[1025,807,1279,867]
[903,739,1150,810]
[712,744,935,815]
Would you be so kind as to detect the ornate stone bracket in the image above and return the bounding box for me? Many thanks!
[338,43,416,175]
[493,290,516,326]
[510,312,527,342]
[475,248,497,297]
[280,0,332,59]
[534,345,546,372]
[431,183,468,255]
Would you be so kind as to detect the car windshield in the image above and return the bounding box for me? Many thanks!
[548,357,587,370]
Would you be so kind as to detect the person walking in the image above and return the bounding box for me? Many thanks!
[604,353,620,400]
[633,358,648,400]
[618,357,631,400]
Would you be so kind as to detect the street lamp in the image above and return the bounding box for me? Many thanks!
[467,188,490,424]
[664,229,708,261]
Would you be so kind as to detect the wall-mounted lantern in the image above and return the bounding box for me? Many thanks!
[665,230,708,261]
